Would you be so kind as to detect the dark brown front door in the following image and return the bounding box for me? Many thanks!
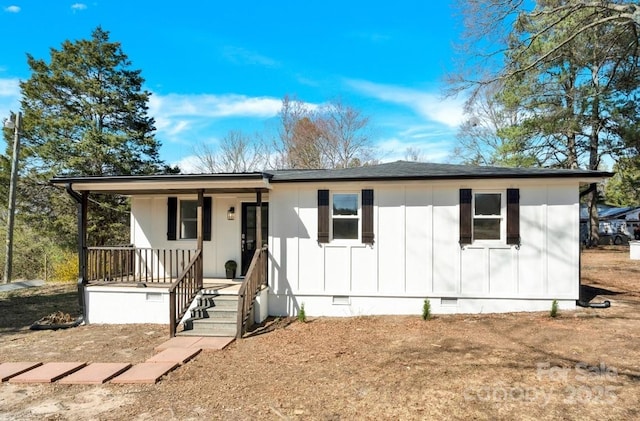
[241,203,268,276]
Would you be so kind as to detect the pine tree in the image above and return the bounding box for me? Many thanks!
[18,27,169,246]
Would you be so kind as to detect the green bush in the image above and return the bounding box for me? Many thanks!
[422,298,432,320]
[297,302,307,323]
[0,217,60,281]
[550,299,559,318]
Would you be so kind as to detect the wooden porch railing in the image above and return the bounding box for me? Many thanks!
[86,247,197,284]
[169,249,203,337]
[236,246,268,339]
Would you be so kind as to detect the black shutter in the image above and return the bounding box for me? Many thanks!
[506,188,520,246]
[167,197,177,241]
[318,190,329,243]
[362,189,374,244]
[203,196,212,241]
[459,189,472,245]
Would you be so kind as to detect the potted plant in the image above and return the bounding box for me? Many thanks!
[225,260,237,279]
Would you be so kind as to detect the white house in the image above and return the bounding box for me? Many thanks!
[51,161,610,336]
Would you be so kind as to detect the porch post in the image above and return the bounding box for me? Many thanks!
[79,192,88,283]
[196,189,204,252]
[65,184,88,320]
[197,189,204,286]
[256,190,262,250]
[256,189,265,287]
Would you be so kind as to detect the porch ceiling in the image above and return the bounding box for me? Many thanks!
[50,174,272,195]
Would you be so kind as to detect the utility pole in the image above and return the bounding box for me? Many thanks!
[3,111,21,284]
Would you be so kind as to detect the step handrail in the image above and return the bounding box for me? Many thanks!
[168,249,203,337]
[236,246,267,338]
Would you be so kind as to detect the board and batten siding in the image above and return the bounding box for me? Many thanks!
[130,195,253,278]
[268,180,580,317]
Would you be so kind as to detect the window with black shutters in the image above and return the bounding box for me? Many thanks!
[460,188,520,245]
[318,189,374,244]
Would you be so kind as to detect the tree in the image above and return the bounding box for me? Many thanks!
[273,95,374,169]
[404,146,424,162]
[450,1,640,92]
[289,117,323,169]
[605,157,640,206]
[452,83,539,166]
[193,130,269,173]
[18,26,168,246]
[451,0,640,244]
[316,100,372,169]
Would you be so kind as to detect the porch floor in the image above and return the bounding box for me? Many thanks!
[202,279,242,295]
[86,277,242,296]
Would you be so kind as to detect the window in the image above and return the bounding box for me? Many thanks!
[317,189,374,244]
[180,200,198,239]
[473,193,503,240]
[459,188,519,246]
[332,193,359,240]
[167,196,212,241]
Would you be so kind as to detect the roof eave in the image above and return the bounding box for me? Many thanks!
[269,173,613,183]
[50,173,273,194]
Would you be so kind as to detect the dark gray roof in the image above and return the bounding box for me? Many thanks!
[50,160,611,188]
[266,161,612,182]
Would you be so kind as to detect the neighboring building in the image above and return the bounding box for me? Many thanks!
[580,204,640,243]
[51,161,610,335]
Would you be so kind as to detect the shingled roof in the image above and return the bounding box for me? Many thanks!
[51,161,611,192]
[267,160,612,182]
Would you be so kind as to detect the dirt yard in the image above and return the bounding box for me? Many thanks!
[1,247,639,420]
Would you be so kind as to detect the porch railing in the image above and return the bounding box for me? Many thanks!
[86,247,197,284]
[169,249,203,337]
[236,246,268,339]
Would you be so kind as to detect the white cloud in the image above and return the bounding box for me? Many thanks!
[375,136,452,163]
[346,79,465,128]
[0,78,20,97]
[172,154,203,174]
[4,5,20,13]
[349,31,391,43]
[148,92,289,146]
[221,46,280,68]
[149,93,282,120]
[71,3,87,11]
[0,78,21,130]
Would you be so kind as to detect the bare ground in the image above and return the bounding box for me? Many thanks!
[1,246,639,420]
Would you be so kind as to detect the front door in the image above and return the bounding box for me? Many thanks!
[241,203,268,276]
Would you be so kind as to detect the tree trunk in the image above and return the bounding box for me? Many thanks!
[588,187,599,247]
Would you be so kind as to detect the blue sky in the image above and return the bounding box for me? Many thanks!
[0,1,466,171]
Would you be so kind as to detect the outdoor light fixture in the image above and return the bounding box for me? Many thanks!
[227,206,235,220]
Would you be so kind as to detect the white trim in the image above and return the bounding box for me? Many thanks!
[472,190,505,244]
[330,191,361,243]
[67,178,272,193]
[179,199,198,240]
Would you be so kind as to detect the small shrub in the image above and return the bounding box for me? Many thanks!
[297,302,307,323]
[422,298,432,320]
[550,299,559,318]
[51,252,79,283]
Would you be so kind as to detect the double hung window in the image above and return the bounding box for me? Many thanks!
[460,188,520,246]
[180,200,198,240]
[332,193,359,240]
[317,189,374,244]
[473,193,503,241]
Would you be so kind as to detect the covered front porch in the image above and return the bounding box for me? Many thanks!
[50,173,272,338]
